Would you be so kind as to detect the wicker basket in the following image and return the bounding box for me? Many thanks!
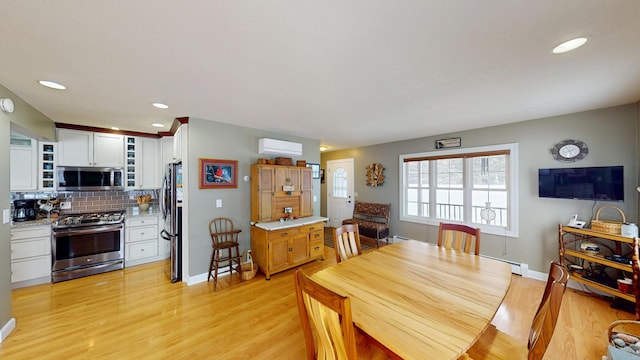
[607,320,640,359]
[237,250,257,281]
[591,205,626,235]
[275,157,293,166]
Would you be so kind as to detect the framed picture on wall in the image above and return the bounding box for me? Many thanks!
[307,163,320,179]
[199,158,238,189]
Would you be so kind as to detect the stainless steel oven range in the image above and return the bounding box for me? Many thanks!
[51,211,125,283]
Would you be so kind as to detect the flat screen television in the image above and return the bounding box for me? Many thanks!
[538,166,624,202]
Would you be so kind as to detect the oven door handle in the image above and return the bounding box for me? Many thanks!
[53,224,123,237]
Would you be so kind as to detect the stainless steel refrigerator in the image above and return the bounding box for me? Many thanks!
[161,162,182,282]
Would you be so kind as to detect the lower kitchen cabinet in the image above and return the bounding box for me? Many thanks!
[125,214,163,267]
[251,219,325,280]
[10,224,52,288]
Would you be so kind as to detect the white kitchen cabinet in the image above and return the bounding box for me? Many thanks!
[10,225,52,288]
[57,129,124,167]
[125,214,163,267]
[125,136,160,189]
[161,136,173,167]
[10,138,38,191]
[173,125,187,162]
[139,137,160,188]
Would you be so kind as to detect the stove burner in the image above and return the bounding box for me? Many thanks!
[53,211,125,229]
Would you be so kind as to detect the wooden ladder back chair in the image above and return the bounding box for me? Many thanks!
[294,269,358,360]
[207,217,243,291]
[334,224,363,263]
[437,222,481,255]
[464,261,569,360]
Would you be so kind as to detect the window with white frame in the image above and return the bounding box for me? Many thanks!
[399,143,518,237]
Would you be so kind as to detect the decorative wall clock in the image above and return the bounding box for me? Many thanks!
[366,163,385,187]
[550,139,588,162]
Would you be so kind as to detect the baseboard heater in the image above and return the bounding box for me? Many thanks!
[480,255,528,276]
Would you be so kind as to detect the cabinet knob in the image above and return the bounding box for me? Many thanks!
[289,247,293,252]
[282,233,287,237]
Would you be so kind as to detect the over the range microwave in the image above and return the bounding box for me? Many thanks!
[57,166,124,191]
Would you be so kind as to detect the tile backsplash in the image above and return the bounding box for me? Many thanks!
[11,189,160,214]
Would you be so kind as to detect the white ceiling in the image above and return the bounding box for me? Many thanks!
[1,1,639,151]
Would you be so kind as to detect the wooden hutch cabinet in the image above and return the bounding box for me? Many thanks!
[250,163,324,279]
[251,164,313,222]
[559,224,640,319]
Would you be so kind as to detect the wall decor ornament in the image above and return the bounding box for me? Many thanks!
[366,163,385,187]
[199,158,238,189]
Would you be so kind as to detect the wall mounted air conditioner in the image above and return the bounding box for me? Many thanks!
[258,138,303,156]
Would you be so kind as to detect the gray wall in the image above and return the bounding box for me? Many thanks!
[321,103,639,273]
[185,118,320,276]
[0,84,55,335]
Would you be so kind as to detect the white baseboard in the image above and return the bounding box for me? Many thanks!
[1,318,16,343]
[186,268,235,286]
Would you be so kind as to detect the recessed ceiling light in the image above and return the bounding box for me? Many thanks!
[152,102,168,109]
[320,146,328,152]
[151,123,165,128]
[38,80,66,90]
[111,127,120,130]
[552,37,588,54]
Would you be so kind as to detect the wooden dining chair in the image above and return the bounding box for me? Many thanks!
[334,224,363,263]
[294,270,391,360]
[207,217,243,291]
[437,222,481,255]
[463,261,569,360]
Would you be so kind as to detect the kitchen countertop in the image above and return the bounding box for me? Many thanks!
[125,207,162,218]
[11,207,161,228]
[253,216,328,231]
[11,218,53,229]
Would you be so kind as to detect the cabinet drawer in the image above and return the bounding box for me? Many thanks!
[299,223,323,234]
[11,237,51,260]
[268,227,299,241]
[11,226,51,240]
[126,240,158,260]
[11,256,50,283]
[126,216,158,227]
[309,229,323,243]
[127,225,157,242]
[309,240,323,257]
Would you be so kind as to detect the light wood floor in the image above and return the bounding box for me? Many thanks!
[0,244,635,359]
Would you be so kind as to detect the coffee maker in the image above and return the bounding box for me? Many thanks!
[13,199,36,222]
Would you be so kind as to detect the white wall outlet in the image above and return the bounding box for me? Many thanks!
[60,201,72,210]
[2,209,9,224]
[216,199,223,208]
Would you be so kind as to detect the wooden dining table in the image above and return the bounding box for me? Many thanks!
[311,239,512,360]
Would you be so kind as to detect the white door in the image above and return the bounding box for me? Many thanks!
[327,158,355,228]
